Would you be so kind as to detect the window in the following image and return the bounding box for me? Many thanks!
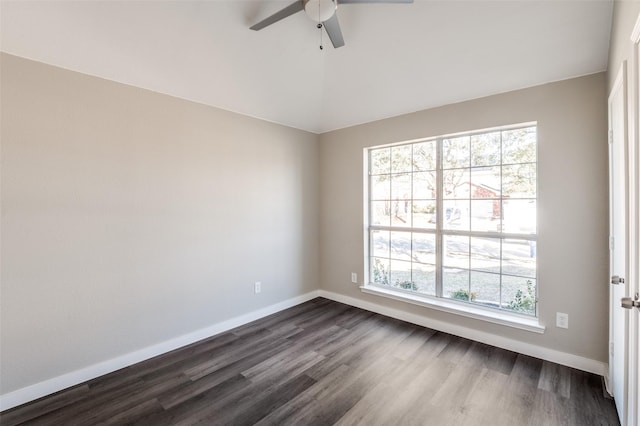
[367,124,537,317]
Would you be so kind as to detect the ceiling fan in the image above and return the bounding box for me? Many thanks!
[250,0,413,49]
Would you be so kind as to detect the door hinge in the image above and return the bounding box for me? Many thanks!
[609,342,614,357]
[610,236,615,250]
[611,275,625,285]
[608,130,614,144]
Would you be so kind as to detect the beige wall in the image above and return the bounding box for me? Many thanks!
[319,73,609,362]
[0,53,319,394]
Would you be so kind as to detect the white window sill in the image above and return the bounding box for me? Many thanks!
[360,285,545,334]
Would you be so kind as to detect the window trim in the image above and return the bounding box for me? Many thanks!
[363,123,542,329]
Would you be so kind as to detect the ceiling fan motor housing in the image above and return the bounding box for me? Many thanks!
[304,0,337,23]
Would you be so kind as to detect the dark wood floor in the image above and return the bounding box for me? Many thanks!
[1,297,619,426]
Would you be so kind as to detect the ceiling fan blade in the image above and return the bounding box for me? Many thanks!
[323,13,345,48]
[337,0,412,3]
[250,1,304,31]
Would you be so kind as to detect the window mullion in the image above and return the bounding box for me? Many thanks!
[410,147,414,287]
[368,151,374,285]
[436,137,443,298]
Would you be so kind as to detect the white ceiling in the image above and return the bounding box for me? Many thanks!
[0,0,613,134]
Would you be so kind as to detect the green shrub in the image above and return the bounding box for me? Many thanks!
[373,258,389,286]
[506,280,536,315]
[450,289,476,301]
[397,280,417,291]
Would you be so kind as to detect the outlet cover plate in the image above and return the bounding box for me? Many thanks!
[556,312,568,329]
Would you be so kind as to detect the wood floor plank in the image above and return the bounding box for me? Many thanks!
[102,398,165,425]
[436,333,474,364]
[242,350,325,385]
[87,331,241,394]
[0,384,91,426]
[183,330,297,381]
[135,374,252,425]
[486,345,518,375]
[195,374,317,426]
[429,353,487,410]
[21,378,147,425]
[388,358,458,425]
[253,364,352,426]
[333,305,375,330]
[528,388,572,426]
[389,325,435,361]
[277,354,404,425]
[568,368,619,425]
[475,353,543,426]
[0,298,620,426]
[457,367,511,426]
[336,332,451,425]
[75,372,189,425]
[538,360,571,398]
[159,338,292,409]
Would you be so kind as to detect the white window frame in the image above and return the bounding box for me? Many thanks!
[363,123,544,333]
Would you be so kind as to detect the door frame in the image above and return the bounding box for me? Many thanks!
[627,13,640,426]
[609,60,629,425]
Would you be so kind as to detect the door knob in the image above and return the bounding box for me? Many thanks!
[621,293,640,310]
[611,275,625,285]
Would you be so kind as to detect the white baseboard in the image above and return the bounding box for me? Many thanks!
[0,290,320,412]
[318,289,608,377]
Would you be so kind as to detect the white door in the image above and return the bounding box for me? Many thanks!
[609,62,628,425]
[629,18,640,426]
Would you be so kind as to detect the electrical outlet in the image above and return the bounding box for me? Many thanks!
[254,281,262,294]
[351,273,358,283]
[556,312,568,329]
